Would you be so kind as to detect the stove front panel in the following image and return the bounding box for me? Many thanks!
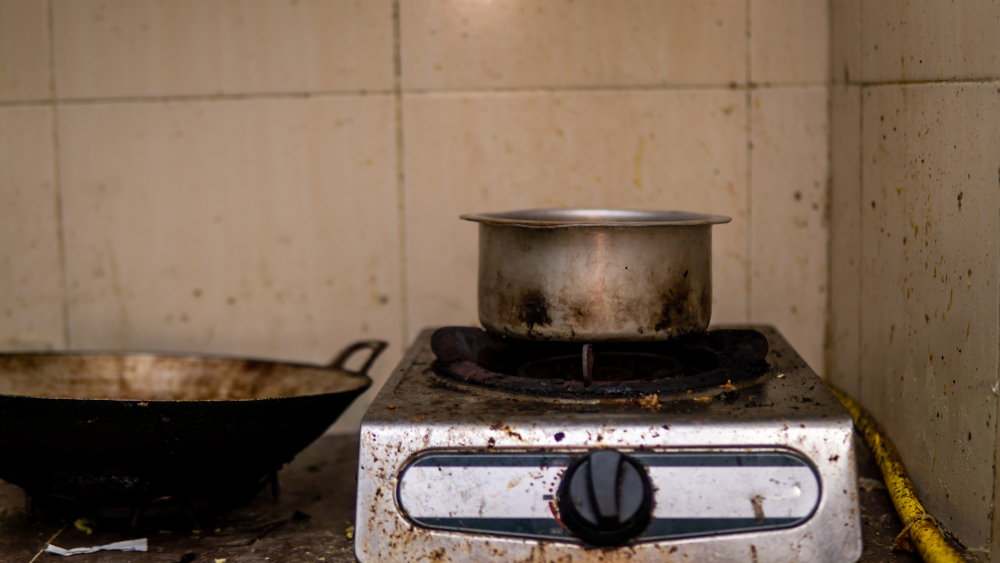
[396,449,820,542]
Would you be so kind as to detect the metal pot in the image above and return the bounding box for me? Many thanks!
[461,209,730,342]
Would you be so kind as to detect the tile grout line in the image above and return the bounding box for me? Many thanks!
[0,90,395,108]
[397,82,830,94]
[1,77,996,111]
[855,84,864,403]
[993,183,1000,557]
[392,0,409,349]
[993,104,1000,556]
[745,0,753,324]
[0,82,852,110]
[856,0,865,407]
[823,0,833,380]
[992,183,1000,563]
[47,0,71,351]
[0,99,56,107]
[833,76,1000,88]
[17,78,998,111]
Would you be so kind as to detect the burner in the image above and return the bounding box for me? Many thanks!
[430,327,769,397]
[517,352,683,383]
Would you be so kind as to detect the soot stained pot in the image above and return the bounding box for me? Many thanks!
[461,209,731,342]
[0,340,384,506]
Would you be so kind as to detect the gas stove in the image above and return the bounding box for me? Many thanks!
[355,325,861,563]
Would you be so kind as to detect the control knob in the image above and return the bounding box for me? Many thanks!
[557,450,653,545]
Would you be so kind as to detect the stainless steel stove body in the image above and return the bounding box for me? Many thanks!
[355,326,861,563]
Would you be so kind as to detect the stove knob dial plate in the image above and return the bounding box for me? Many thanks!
[557,450,653,545]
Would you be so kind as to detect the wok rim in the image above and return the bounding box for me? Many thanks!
[0,349,372,403]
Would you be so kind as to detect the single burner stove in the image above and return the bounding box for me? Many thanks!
[355,326,861,563]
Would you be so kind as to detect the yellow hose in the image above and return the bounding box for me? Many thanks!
[827,384,966,563]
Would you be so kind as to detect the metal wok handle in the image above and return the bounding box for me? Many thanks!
[328,340,388,376]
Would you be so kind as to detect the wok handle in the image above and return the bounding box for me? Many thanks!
[328,340,389,376]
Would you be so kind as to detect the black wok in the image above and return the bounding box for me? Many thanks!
[0,340,384,507]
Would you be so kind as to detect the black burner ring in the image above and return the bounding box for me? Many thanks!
[517,352,684,383]
[429,327,770,397]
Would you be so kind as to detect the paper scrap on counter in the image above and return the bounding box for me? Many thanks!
[45,538,147,556]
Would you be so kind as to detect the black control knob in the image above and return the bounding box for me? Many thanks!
[557,450,653,545]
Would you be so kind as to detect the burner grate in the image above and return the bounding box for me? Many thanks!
[430,327,769,397]
[517,352,684,383]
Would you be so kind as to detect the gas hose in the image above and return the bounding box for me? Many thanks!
[827,384,966,563]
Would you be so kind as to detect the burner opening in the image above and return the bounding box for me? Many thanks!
[517,352,684,383]
[429,327,768,397]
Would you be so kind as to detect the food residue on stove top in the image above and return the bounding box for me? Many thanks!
[635,394,662,410]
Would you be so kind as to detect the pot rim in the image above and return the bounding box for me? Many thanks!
[461,208,732,228]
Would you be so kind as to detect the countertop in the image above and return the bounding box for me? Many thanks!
[0,433,928,563]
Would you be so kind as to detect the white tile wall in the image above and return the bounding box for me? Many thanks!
[52,0,395,99]
[0,106,63,350]
[829,0,860,84]
[750,0,830,85]
[750,87,829,371]
[827,85,862,397]
[0,0,52,102]
[401,0,747,90]
[829,0,1000,553]
[859,82,999,551]
[862,0,1000,83]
